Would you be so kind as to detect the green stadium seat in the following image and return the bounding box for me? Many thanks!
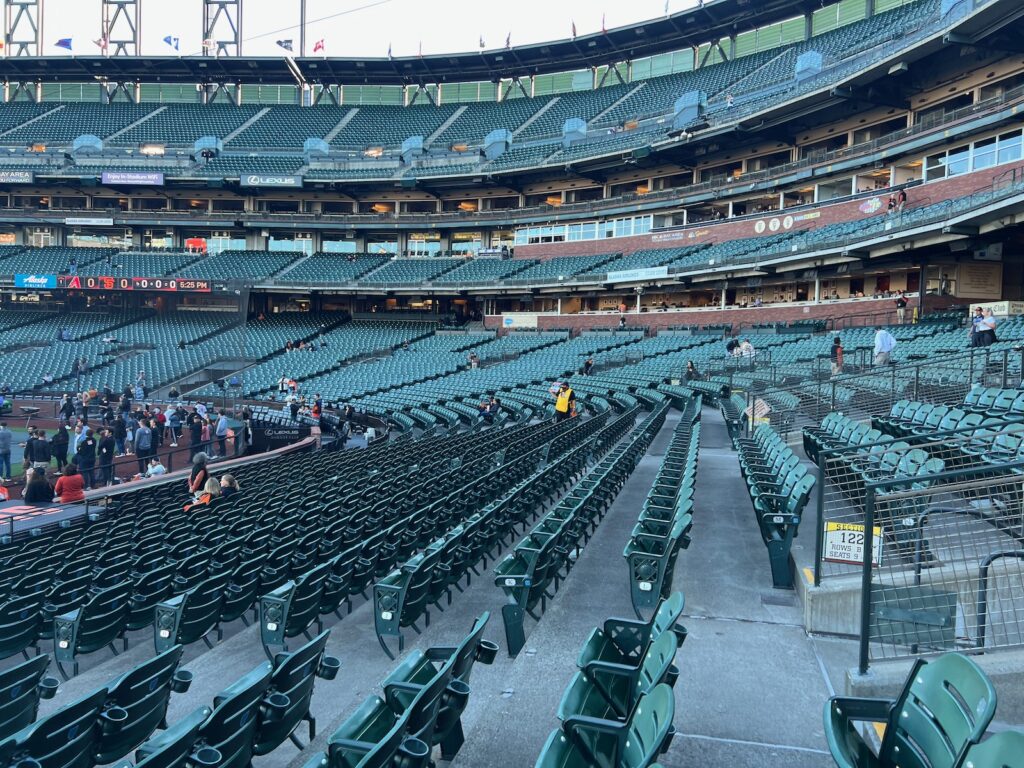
[96,645,194,764]
[0,654,58,741]
[53,581,132,679]
[534,683,675,768]
[824,653,996,768]
[258,562,331,657]
[254,630,340,754]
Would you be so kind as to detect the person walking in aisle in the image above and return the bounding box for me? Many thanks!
[873,326,897,365]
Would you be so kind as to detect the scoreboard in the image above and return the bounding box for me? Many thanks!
[56,275,212,292]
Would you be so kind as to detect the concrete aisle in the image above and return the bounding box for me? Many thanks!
[667,406,837,768]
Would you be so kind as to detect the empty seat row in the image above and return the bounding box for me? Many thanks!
[624,398,700,618]
[303,614,495,768]
[735,425,815,589]
[495,404,665,656]
[533,592,685,768]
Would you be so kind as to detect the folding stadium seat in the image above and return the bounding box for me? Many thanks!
[0,687,109,768]
[154,571,231,652]
[95,645,194,764]
[956,730,1024,767]
[373,539,445,658]
[824,653,996,768]
[53,581,132,679]
[560,630,679,726]
[623,513,692,617]
[258,562,331,658]
[534,684,675,768]
[253,631,340,755]
[0,590,46,661]
[131,706,213,768]
[0,655,59,741]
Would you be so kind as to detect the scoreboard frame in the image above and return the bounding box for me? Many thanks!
[56,275,213,292]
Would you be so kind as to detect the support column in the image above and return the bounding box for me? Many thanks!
[557,297,562,315]
[5,0,42,57]
[101,0,141,56]
[203,0,242,57]
[720,287,726,309]
[814,276,821,304]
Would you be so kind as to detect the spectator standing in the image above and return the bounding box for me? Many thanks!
[188,453,210,497]
[895,292,908,324]
[30,430,51,473]
[685,361,699,381]
[969,307,985,347]
[134,419,152,475]
[0,423,10,482]
[939,273,951,296]
[980,309,998,346]
[215,410,229,457]
[188,412,203,459]
[97,428,115,487]
[51,425,69,471]
[112,416,126,456]
[896,188,907,212]
[873,326,897,365]
[830,337,844,377]
[54,464,85,503]
[167,405,181,446]
[59,394,75,423]
[76,428,97,490]
[583,358,594,376]
[554,382,575,422]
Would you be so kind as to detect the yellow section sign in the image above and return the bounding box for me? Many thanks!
[823,521,883,567]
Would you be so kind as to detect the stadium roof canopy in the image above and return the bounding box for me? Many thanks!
[0,0,827,87]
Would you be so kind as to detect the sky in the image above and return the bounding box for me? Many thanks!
[30,0,701,59]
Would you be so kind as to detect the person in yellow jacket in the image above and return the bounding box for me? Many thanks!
[554,382,575,422]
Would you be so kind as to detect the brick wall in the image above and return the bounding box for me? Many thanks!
[512,160,1024,261]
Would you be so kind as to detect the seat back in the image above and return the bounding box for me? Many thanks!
[133,706,210,768]
[8,687,107,768]
[991,389,1018,412]
[0,654,53,741]
[254,631,332,756]
[70,581,132,655]
[327,702,410,768]
[879,654,997,768]
[0,591,44,660]
[203,663,273,768]
[619,684,675,768]
[97,645,187,764]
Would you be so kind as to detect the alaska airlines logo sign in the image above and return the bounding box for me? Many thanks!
[15,274,56,289]
[240,174,303,188]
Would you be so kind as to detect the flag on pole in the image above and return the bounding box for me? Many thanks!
[505,32,511,49]
[163,35,180,51]
[387,42,392,58]
[202,38,215,50]
[55,38,72,51]
[601,14,607,33]
[276,39,293,52]
[313,39,325,54]
[571,21,577,38]
[665,0,670,13]
[479,35,485,49]
[418,41,423,57]
[93,37,108,51]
